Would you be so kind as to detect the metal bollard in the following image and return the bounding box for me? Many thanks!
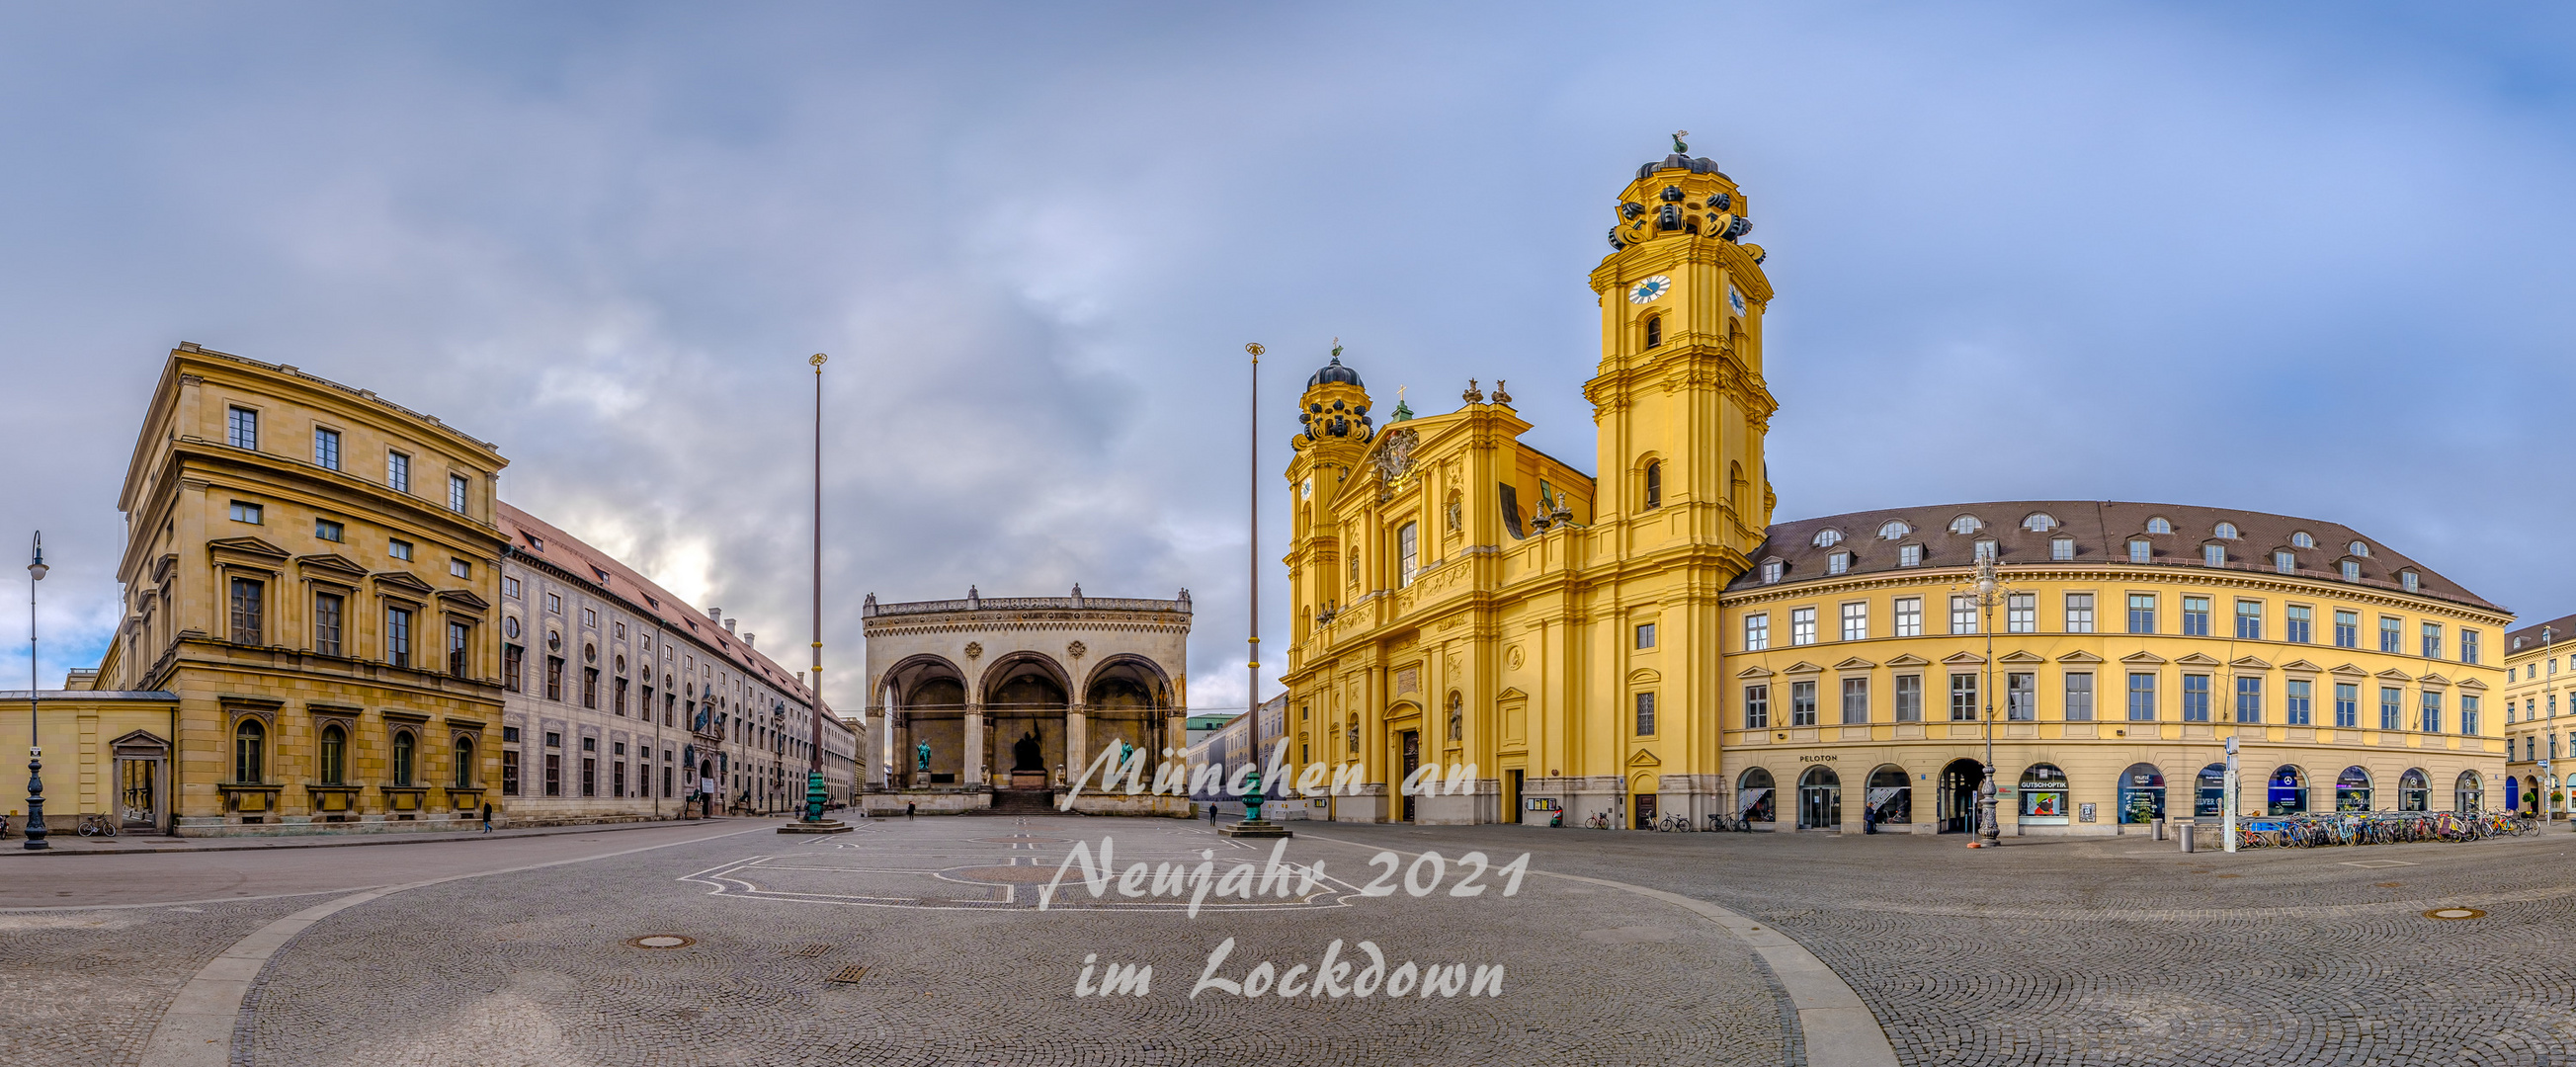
[2177,821,2196,854]
[2154,819,2166,842]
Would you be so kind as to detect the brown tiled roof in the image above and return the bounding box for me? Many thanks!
[2507,613,2576,654]
[1731,500,2503,614]
[496,501,815,702]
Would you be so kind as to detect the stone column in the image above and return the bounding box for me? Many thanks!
[1066,703,1088,785]
[963,696,986,786]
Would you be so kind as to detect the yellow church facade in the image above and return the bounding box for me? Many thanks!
[1279,143,2511,831]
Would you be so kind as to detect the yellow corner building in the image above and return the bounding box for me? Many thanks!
[2502,613,2575,818]
[1280,139,2511,832]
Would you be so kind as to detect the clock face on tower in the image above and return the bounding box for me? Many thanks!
[1728,286,1747,314]
[1627,275,1671,304]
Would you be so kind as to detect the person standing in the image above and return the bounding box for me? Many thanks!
[480,802,494,835]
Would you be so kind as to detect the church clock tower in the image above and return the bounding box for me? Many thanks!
[1585,132,1776,564]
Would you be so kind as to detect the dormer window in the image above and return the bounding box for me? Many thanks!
[1950,515,1983,535]
[2146,517,2172,534]
[2023,513,2057,533]
[2400,570,2419,593]
[1644,315,1663,349]
[1973,539,1998,560]
[2202,544,2225,567]
[2050,536,2075,561]
[2340,559,2361,582]
[1898,544,1923,567]
[2289,532,2315,549]
[2213,522,2238,539]
[1878,520,1912,539]
[1761,559,1785,584]
[523,533,544,551]
[2348,540,2369,557]
[2274,550,2295,574]
[1828,551,1852,575]
[2128,539,2150,563]
[1812,529,1843,548]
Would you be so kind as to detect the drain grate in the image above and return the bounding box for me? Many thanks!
[831,965,870,984]
[793,944,834,957]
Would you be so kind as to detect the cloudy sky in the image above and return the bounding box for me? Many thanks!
[4,3,2572,711]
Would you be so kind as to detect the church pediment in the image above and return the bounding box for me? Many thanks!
[1497,687,1528,700]
[2119,651,2168,665]
[1625,749,1662,768]
[1626,668,1661,687]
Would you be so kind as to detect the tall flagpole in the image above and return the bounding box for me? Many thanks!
[795,353,839,830]
[1223,343,1288,838]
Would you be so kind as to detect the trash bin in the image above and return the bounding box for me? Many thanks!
[2177,821,2196,854]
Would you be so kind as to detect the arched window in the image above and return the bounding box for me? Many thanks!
[232,718,265,783]
[2348,540,2370,557]
[2267,765,2307,814]
[2335,766,2371,811]
[2399,768,2430,811]
[2454,771,2483,813]
[454,736,475,788]
[1950,515,1983,535]
[1737,768,1776,823]
[1728,461,1747,517]
[2195,763,2226,817]
[2290,532,2315,549]
[1796,766,1841,829]
[1644,315,1663,348]
[1643,461,1662,510]
[1878,520,1912,540]
[2019,765,2069,823]
[391,731,416,787]
[1867,765,1911,825]
[1811,528,1842,548]
[318,723,347,786]
[2022,513,2057,532]
[2146,517,2172,534]
[2118,764,2165,824]
[2213,522,2239,539]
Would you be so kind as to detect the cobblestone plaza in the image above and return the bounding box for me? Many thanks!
[6,817,2576,1066]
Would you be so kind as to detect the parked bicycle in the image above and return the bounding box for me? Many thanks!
[1655,812,1695,832]
[2231,810,2538,850]
[75,812,118,838]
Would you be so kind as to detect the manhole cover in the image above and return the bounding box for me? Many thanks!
[627,935,697,948]
[2423,908,2486,921]
[831,965,869,984]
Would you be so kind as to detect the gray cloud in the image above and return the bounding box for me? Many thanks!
[2,3,2572,710]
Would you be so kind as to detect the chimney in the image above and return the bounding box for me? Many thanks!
[743,632,755,648]
[723,617,737,634]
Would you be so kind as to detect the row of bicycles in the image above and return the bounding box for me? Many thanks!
[2233,809,2536,849]
[1568,809,1756,832]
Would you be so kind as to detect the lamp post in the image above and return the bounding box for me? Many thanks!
[25,533,47,851]
[1954,553,2011,848]
[2542,625,2555,827]
[1222,342,1289,839]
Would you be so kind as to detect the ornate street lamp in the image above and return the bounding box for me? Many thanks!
[2542,625,2555,827]
[1953,552,2012,848]
[24,533,47,851]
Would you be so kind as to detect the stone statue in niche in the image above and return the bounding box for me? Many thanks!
[915,740,932,773]
[1012,730,1044,773]
[1447,693,1463,741]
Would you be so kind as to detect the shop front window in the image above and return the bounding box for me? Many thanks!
[2118,763,2165,824]
[2267,765,2307,815]
[1737,768,1776,823]
[2335,766,2371,811]
[2019,764,2069,824]
[2195,763,2226,817]
[2399,768,2430,811]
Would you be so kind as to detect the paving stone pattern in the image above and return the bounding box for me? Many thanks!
[0,897,317,1067]
[237,818,1790,1067]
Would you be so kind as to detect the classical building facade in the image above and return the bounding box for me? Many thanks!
[1277,145,2512,831]
[0,343,854,837]
[495,506,853,823]
[2502,613,2575,816]
[860,588,1190,815]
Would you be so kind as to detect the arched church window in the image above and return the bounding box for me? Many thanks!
[1643,461,1662,510]
[1644,315,1662,349]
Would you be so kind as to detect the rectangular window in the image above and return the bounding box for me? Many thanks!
[1743,685,1770,729]
[2460,629,2480,665]
[2334,610,2359,648]
[2381,687,2403,730]
[450,558,469,579]
[2235,676,2263,724]
[2127,539,2150,563]
[1949,673,1978,720]
[2282,605,2310,644]
[385,607,412,667]
[230,500,263,525]
[1789,607,1816,646]
[581,608,598,628]
[614,677,628,716]
[1841,678,1870,724]
[387,451,411,492]
[1898,544,1923,567]
[2006,672,2036,720]
[310,592,344,656]
[545,592,562,614]
[1893,597,1923,637]
[2126,673,2156,721]
[314,427,341,470]
[2420,622,2442,660]
[2064,673,2094,721]
[503,576,521,599]
[2420,691,2443,734]
[1950,595,1978,634]
[1743,614,1769,651]
[1827,552,1850,576]
[1634,693,1656,736]
[449,473,469,514]
[2234,600,2263,640]
[545,656,564,700]
[2007,594,2036,633]
[315,519,343,541]
[2182,597,2210,636]
[581,757,596,797]
[2181,675,2211,722]
[1974,539,1998,561]
[2460,695,2480,736]
[227,406,259,450]
[1894,675,1922,721]
[389,538,413,561]
[228,577,264,643]
[614,761,625,798]
[2335,683,2359,728]
[1840,602,1868,642]
[449,621,469,678]
[2126,594,2155,634]
[2064,593,2095,633]
[2285,679,2312,726]
[2050,537,2075,561]
[2202,544,2225,567]
[1635,622,1656,649]
[1397,521,1418,587]
[1789,681,1817,726]
[2275,549,2295,574]
[501,749,520,796]
[503,644,524,691]
[582,668,600,708]
[2380,616,2402,654]
[544,752,561,797]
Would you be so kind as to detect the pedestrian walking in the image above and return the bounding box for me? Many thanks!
[480,802,493,834]
[905,801,916,819]
[1207,802,1219,826]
